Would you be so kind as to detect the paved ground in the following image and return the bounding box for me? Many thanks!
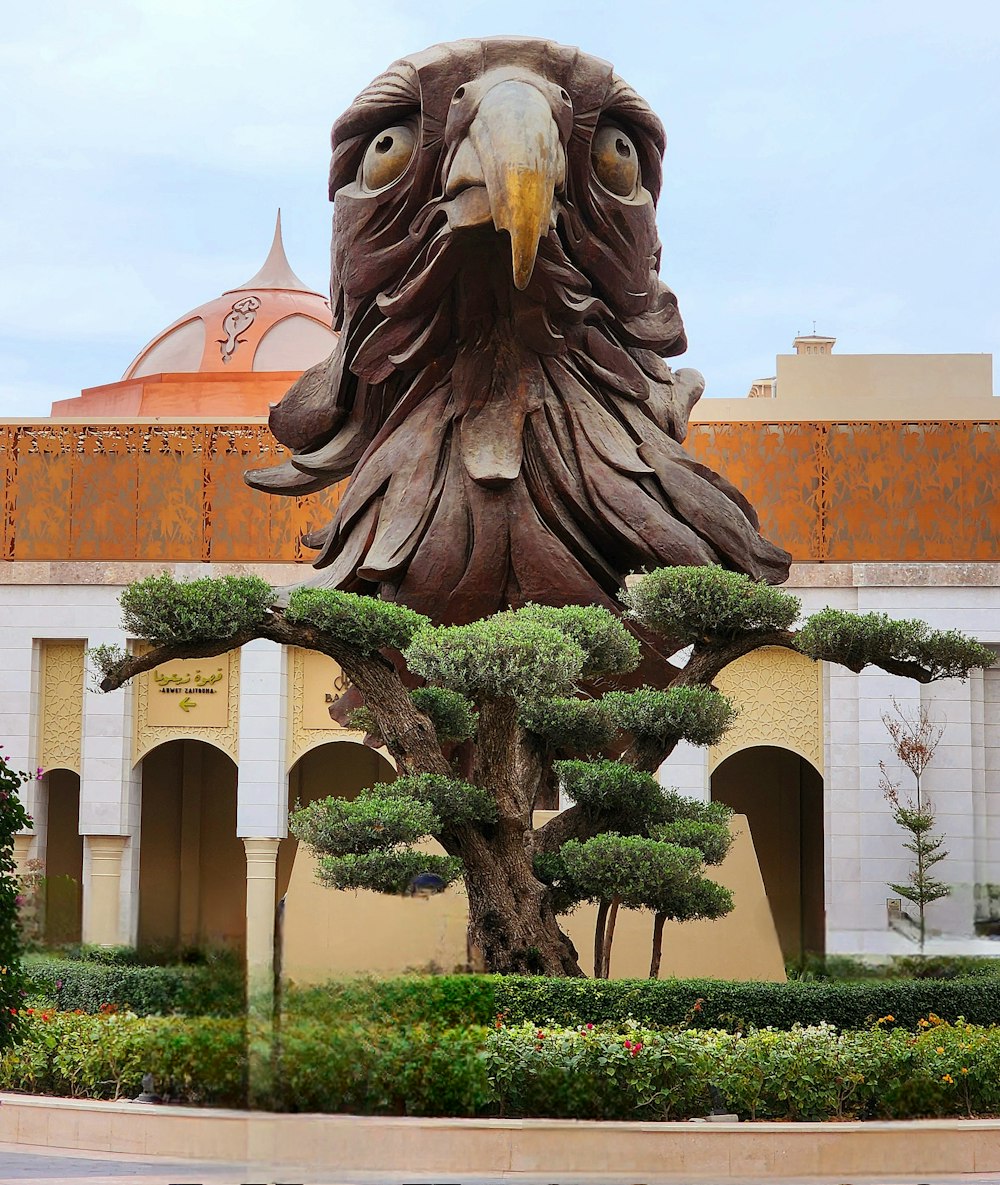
[4,1144,1000,1185]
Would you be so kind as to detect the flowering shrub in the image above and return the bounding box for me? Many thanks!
[485,1016,1000,1121]
[0,1009,245,1103]
[485,1020,717,1119]
[7,1004,1000,1119]
[278,1020,490,1115]
[0,749,32,1050]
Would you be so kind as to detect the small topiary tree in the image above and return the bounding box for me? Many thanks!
[97,568,994,976]
[879,700,950,954]
[538,787,735,979]
[0,749,32,1045]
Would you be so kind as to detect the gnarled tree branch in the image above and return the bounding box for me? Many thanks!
[100,611,449,778]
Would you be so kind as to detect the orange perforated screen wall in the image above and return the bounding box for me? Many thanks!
[2,421,997,564]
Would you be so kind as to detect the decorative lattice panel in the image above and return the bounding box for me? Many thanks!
[2,420,999,563]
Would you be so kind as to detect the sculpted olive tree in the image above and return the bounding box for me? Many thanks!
[96,570,992,976]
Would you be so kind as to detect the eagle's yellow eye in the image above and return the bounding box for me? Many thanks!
[361,124,416,192]
[591,124,640,199]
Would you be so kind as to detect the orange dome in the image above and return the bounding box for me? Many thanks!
[123,212,335,378]
[51,214,336,419]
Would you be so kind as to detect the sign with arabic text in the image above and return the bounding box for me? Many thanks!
[145,659,230,728]
[301,650,353,731]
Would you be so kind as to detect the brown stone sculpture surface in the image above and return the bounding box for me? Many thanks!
[246,37,791,622]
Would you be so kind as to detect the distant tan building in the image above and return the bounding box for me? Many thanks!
[695,332,996,422]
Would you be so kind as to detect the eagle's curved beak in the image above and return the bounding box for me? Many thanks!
[447,80,565,291]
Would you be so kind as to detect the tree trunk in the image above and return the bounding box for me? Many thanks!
[594,899,610,977]
[600,896,620,979]
[448,696,583,975]
[649,911,666,978]
[460,830,582,975]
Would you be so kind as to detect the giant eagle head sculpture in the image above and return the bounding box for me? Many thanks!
[247,37,791,623]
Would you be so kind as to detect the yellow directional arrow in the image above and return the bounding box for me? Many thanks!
[178,697,197,713]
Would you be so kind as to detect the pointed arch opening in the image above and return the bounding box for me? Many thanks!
[41,768,83,945]
[137,739,244,953]
[711,744,825,961]
[277,740,396,901]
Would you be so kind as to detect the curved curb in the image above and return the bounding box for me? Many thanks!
[2,1093,999,1179]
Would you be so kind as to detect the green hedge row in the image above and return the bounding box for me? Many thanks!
[24,962,1000,1032]
[493,974,1000,1031]
[283,975,497,1027]
[7,1010,1000,1120]
[788,953,1000,981]
[23,956,244,1017]
[285,973,1000,1032]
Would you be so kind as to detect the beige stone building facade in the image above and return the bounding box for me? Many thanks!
[5,250,999,982]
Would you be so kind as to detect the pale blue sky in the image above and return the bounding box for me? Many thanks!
[2,0,998,415]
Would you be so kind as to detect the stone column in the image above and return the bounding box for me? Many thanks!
[79,629,138,946]
[243,836,280,1110]
[81,835,127,946]
[243,837,280,1010]
[12,835,33,876]
[236,641,289,840]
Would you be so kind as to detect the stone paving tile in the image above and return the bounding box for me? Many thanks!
[3,1146,1000,1185]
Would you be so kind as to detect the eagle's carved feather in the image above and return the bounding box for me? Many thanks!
[247,38,791,625]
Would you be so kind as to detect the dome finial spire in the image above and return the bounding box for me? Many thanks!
[229,210,316,294]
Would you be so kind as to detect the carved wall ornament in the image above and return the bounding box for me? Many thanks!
[219,295,261,364]
[246,38,792,629]
[708,646,823,774]
[39,641,85,774]
[287,646,366,768]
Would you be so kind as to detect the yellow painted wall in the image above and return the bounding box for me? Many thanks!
[712,748,824,960]
[281,814,785,983]
[706,646,825,960]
